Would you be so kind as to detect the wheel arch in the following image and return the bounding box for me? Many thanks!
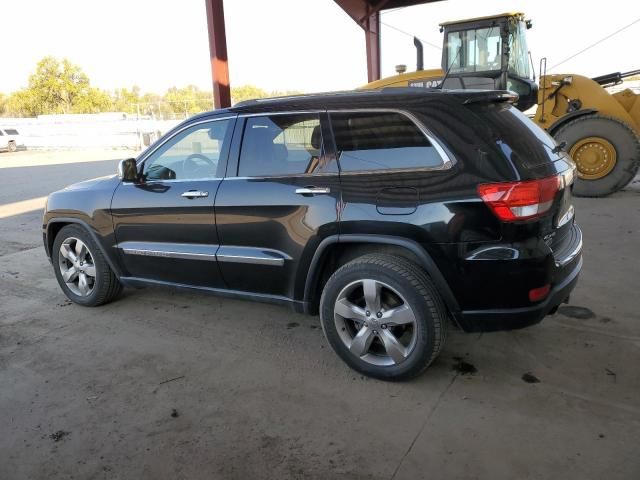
[46,218,123,278]
[303,234,460,319]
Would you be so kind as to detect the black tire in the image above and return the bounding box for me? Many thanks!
[52,225,122,306]
[553,115,640,197]
[319,253,447,381]
[7,141,17,153]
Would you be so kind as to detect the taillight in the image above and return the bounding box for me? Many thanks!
[529,284,551,302]
[478,175,561,222]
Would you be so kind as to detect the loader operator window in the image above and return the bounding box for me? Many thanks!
[446,26,501,73]
[508,21,531,79]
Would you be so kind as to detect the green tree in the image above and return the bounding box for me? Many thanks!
[164,85,213,115]
[137,92,164,118]
[230,84,269,105]
[112,86,142,113]
[7,56,112,116]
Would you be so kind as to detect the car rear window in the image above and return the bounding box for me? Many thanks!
[4,129,19,135]
[330,111,444,172]
[468,103,559,169]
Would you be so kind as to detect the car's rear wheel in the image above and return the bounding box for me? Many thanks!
[7,141,17,152]
[320,253,447,380]
[52,225,122,306]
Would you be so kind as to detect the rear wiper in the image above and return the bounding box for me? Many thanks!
[552,141,567,154]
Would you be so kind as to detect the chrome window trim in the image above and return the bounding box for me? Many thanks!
[237,110,323,118]
[132,108,455,182]
[230,108,455,179]
[327,108,455,172]
[121,177,223,185]
[223,173,338,181]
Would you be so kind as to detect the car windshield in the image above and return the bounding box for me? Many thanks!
[446,25,501,73]
[508,20,531,79]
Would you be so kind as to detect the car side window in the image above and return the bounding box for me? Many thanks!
[238,114,326,177]
[142,119,232,181]
[330,112,444,172]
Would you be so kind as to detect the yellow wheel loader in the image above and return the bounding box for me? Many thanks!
[363,13,640,197]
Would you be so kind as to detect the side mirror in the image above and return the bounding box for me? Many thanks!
[118,158,138,182]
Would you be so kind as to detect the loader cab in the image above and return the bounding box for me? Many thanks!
[440,13,538,111]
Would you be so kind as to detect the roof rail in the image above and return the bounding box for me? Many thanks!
[462,91,519,105]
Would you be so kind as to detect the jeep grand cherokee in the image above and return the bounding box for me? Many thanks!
[43,89,582,380]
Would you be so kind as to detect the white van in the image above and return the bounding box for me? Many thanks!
[0,128,25,152]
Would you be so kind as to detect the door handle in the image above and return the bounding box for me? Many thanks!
[181,190,209,198]
[295,187,331,196]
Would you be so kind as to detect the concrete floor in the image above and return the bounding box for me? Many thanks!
[1,149,639,480]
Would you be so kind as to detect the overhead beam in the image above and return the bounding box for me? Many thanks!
[334,0,444,82]
[204,0,231,108]
[364,11,381,82]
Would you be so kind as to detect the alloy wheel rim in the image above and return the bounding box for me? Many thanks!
[58,237,96,297]
[334,279,418,367]
[570,136,617,180]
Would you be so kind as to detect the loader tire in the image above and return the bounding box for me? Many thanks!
[553,115,640,197]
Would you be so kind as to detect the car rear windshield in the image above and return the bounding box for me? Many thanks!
[4,129,19,135]
[468,103,559,169]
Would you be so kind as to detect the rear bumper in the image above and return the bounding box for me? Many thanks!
[456,255,582,332]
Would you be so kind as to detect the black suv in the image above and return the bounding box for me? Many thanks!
[43,89,582,380]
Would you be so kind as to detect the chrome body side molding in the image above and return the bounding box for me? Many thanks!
[216,246,292,267]
[118,241,218,262]
[118,242,291,267]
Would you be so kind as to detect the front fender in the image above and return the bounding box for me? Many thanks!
[45,217,123,278]
[43,175,121,276]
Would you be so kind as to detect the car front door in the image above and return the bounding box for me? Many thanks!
[214,112,340,301]
[110,115,236,288]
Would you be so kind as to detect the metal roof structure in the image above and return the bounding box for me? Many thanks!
[204,0,444,109]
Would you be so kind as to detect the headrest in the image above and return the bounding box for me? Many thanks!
[310,125,322,150]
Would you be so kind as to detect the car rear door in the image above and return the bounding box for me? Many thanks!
[110,116,236,288]
[214,111,340,301]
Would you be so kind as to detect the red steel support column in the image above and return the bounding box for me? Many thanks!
[364,11,381,82]
[204,0,231,108]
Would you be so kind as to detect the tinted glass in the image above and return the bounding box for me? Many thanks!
[4,129,18,135]
[238,114,324,177]
[143,119,232,181]
[469,103,559,168]
[330,112,443,172]
[0,130,4,136]
[508,21,531,79]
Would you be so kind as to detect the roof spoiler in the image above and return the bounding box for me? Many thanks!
[462,91,519,105]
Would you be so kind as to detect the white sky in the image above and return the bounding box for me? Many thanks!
[1,0,639,95]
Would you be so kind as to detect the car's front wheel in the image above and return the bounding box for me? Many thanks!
[7,141,17,152]
[320,253,447,380]
[52,224,122,306]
